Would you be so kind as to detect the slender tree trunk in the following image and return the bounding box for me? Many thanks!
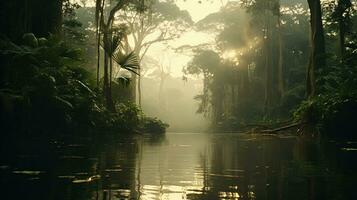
[103,46,109,98]
[241,62,250,96]
[96,31,101,87]
[109,57,116,112]
[103,50,109,106]
[277,9,284,100]
[130,72,137,103]
[130,45,144,105]
[110,55,113,93]
[337,0,352,60]
[264,14,273,117]
[264,46,269,115]
[306,0,326,98]
[103,31,115,112]
[158,74,165,105]
[203,72,210,119]
[135,44,145,106]
[265,44,274,117]
[339,19,346,59]
[138,67,142,106]
[95,0,103,87]
[231,84,235,109]
[98,0,128,112]
[104,54,115,112]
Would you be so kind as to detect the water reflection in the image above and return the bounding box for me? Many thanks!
[1,133,357,199]
[136,133,208,200]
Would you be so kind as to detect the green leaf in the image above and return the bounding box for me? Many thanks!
[54,96,73,109]
[112,51,140,75]
[75,80,95,96]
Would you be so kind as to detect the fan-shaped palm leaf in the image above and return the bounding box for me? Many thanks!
[112,51,140,75]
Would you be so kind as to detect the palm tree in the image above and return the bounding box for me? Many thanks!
[101,29,140,111]
[96,0,140,111]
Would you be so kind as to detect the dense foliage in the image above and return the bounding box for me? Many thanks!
[0,0,356,138]
[293,0,357,137]
[183,0,357,137]
[184,2,309,131]
[294,51,357,138]
[0,34,168,139]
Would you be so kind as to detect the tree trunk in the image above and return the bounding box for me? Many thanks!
[306,0,326,98]
[337,0,352,60]
[242,62,250,95]
[138,67,142,106]
[339,19,346,59]
[135,43,146,107]
[95,0,104,87]
[277,9,284,100]
[99,0,129,112]
[128,45,142,104]
[203,72,211,119]
[34,0,63,37]
[264,15,273,117]
[0,0,63,41]
[103,32,115,112]
[231,84,235,109]
[110,54,113,90]
[96,31,101,87]
[158,74,165,105]
[130,72,137,103]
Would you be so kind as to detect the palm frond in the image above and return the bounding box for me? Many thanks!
[112,51,140,75]
[75,80,95,96]
[101,34,124,57]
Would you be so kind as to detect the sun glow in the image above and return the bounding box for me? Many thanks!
[222,50,238,61]
[221,37,261,67]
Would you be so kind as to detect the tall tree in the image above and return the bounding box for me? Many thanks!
[97,0,129,111]
[99,1,126,111]
[240,0,281,115]
[276,0,285,99]
[331,0,353,59]
[306,0,326,97]
[118,0,192,105]
[95,0,104,86]
[96,0,141,111]
[184,50,221,122]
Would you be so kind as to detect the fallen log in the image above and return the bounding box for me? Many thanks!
[260,122,302,134]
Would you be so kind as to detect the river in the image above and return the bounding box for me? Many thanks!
[1,132,357,199]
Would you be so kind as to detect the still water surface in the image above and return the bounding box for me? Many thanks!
[1,132,357,200]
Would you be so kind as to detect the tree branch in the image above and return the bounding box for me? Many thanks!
[141,33,175,48]
[107,1,126,25]
[140,43,152,62]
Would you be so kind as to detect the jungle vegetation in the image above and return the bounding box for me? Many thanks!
[0,0,356,139]
[180,0,357,138]
[0,0,169,140]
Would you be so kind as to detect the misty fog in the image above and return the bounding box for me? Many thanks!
[1,0,357,199]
